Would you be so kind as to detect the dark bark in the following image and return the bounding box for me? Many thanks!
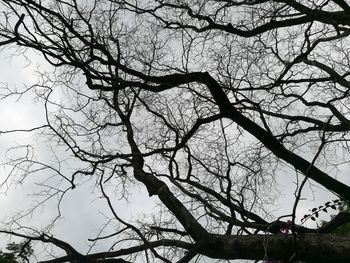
[201,233,350,263]
[38,234,350,263]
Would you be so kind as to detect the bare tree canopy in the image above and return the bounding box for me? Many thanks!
[0,0,350,262]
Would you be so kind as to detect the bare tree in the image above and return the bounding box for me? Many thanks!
[0,0,350,262]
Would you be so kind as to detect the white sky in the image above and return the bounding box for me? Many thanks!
[0,49,159,260]
[0,40,349,263]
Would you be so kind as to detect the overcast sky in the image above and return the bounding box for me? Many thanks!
[0,49,162,261]
[0,50,346,263]
[0,28,349,263]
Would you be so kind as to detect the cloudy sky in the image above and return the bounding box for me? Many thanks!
[0,6,349,263]
[0,47,347,263]
[0,49,161,260]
